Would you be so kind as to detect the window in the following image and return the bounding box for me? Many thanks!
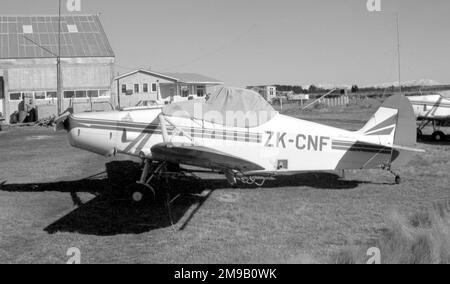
[197,86,206,97]
[46,91,57,99]
[22,25,33,34]
[75,91,87,98]
[35,91,46,100]
[151,83,157,93]
[121,84,127,94]
[22,92,33,99]
[87,90,99,98]
[64,91,75,98]
[143,84,149,93]
[10,93,21,101]
[99,90,110,98]
[67,24,78,33]
[134,84,140,93]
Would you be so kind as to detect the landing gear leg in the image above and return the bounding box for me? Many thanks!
[130,160,176,225]
[129,159,158,202]
[382,164,401,185]
[158,162,175,226]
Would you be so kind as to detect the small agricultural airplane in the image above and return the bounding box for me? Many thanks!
[408,92,450,141]
[56,87,421,215]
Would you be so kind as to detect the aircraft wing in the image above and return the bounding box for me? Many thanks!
[150,143,265,172]
[418,115,450,122]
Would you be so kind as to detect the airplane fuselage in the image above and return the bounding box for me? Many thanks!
[408,94,450,119]
[66,108,396,174]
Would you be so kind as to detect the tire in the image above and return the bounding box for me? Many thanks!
[126,183,155,203]
[432,131,446,142]
[395,175,401,185]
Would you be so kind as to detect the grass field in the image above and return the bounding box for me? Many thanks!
[0,102,449,264]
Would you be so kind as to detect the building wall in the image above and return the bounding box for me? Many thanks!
[112,72,221,108]
[0,57,115,122]
[112,72,174,108]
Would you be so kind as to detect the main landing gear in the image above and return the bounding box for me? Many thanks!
[126,159,180,225]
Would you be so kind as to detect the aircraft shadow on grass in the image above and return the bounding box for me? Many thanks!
[0,160,370,236]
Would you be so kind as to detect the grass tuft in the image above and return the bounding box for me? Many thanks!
[331,203,450,264]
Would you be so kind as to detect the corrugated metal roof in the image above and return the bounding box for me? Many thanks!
[0,15,114,59]
[162,72,222,84]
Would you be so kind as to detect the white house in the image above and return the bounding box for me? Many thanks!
[112,69,223,108]
[247,85,277,102]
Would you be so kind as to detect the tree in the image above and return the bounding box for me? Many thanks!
[309,85,318,93]
[351,85,359,93]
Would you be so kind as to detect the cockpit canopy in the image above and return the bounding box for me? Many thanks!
[163,87,278,128]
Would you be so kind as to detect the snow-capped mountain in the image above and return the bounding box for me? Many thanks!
[301,83,352,90]
[364,79,441,89]
[302,79,441,90]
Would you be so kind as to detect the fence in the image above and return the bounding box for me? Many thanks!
[319,96,350,108]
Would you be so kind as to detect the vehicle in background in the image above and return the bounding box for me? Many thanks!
[416,118,450,142]
[408,92,450,141]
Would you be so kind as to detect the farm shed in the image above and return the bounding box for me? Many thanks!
[0,14,115,123]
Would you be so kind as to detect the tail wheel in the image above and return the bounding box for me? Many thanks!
[432,131,446,142]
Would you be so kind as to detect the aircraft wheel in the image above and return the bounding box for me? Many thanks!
[395,175,401,185]
[127,183,155,203]
[432,131,446,142]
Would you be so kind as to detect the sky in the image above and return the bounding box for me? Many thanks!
[2,0,450,87]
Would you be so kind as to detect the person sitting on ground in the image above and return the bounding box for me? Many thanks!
[25,98,36,123]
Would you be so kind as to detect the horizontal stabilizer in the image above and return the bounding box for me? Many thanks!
[392,145,425,153]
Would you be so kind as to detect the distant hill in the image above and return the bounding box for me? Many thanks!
[273,79,449,94]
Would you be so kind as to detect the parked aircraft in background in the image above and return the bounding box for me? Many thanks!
[408,92,450,141]
[56,87,422,222]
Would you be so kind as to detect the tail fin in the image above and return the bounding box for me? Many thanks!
[358,94,417,165]
[359,94,416,147]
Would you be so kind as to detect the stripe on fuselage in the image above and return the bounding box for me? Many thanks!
[70,117,263,143]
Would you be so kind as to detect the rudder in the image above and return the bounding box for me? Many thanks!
[359,94,416,147]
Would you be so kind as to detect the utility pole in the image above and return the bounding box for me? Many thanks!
[116,72,121,109]
[57,0,62,114]
[396,13,402,94]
